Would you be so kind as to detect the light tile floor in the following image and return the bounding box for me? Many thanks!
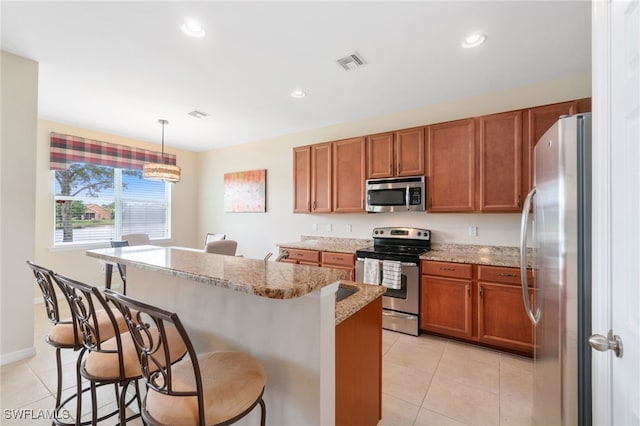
[1,304,533,425]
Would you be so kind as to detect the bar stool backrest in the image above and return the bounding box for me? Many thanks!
[104,289,205,423]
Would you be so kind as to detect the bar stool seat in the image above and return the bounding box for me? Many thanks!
[146,351,266,425]
[48,308,128,347]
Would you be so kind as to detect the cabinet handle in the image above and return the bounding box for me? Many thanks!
[335,256,343,261]
[307,201,311,212]
[497,272,518,278]
[479,286,483,298]
[429,197,433,209]
[440,267,456,271]
[397,162,401,175]
[467,285,471,296]
[312,201,317,210]
[517,194,521,208]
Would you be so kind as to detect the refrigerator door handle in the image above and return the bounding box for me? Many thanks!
[520,187,540,325]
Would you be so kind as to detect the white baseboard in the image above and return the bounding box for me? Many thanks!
[0,346,36,366]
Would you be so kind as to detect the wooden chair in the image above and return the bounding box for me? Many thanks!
[205,240,238,256]
[53,274,186,425]
[104,289,267,426]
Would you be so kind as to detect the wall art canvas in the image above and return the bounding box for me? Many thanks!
[224,169,266,212]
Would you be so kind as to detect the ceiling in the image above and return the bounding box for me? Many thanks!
[1,1,591,152]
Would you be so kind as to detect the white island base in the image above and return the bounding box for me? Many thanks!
[127,266,339,426]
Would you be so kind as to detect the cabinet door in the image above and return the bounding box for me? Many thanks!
[366,132,394,179]
[322,252,356,280]
[479,111,523,212]
[395,127,425,177]
[523,101,578,194]
[293,146,311,213]
[427,119,477,212]
[420,275,473,337]
[333,137,366,212]
[311,143,332,213]
[477,282,535,353]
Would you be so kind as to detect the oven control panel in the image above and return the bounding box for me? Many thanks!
[372,227,430,240]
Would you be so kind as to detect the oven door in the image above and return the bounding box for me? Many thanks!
[355,259,420,315]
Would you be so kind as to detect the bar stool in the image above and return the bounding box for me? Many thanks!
[26,261,131,425]
[104,289,267,426]
[54,274,188,426]
[26,261,82,424]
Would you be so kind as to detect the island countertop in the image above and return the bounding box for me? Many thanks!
[87,245,347,299]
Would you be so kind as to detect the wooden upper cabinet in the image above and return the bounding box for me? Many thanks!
[311,143,332,213]
[523,98,591,194]
[427,119,477,212]
[366,127,425,178]
[293,146,311,213]
[366,132,394,178]
[333,137,366,212]
[395,127,425,177]
[479,110,523,212]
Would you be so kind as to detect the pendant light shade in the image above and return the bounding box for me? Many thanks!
[143,119,181,182]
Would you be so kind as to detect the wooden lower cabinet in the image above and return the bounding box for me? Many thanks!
[420,275,473,338]
[420,261,534,355]
[322,252,356,280]
[279,249,355,278]
[477,282,535,352]
[336,296,382,426]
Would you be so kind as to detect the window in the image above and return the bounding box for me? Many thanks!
[54,164,171,245]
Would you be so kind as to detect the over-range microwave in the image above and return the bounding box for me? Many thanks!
[365,176,426,212]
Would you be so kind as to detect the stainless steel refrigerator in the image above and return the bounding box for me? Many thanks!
[520,113,592,426]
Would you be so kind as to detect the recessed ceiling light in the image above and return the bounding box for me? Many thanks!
[290,89,307,99]
[181,19,205,38]
[462,32,487,49]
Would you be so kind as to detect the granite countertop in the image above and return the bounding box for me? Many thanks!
[87,245,347,300]
[335,281,386,325]
[278,235,372,254]
[421,243,532,268]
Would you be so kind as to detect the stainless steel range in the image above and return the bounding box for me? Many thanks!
[355,227,431,336]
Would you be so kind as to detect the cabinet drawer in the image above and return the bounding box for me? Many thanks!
[422,261,472,279]
[286,249,320,263]
[478,265,533,286]
[321,252,355,267]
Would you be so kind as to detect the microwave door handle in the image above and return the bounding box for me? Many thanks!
[406,185,410,210]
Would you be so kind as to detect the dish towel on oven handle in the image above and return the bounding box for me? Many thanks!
[363,258,381,285]
[382,260,402,289]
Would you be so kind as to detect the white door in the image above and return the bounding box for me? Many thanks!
[592,0,640,424]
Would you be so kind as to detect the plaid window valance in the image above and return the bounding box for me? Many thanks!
[50,132,177,171]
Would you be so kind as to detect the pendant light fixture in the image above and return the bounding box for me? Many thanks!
[143,119,181,182]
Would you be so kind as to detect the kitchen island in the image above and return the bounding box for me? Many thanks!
[87,245,384,426]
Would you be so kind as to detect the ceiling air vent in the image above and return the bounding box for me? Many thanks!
[336,51,367,71]
[188,110,208,119]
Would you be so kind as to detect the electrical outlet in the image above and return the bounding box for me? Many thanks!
[346,224,352,233]
[312,223,318,231]
[469,225,478,237]
[326,224,332,232]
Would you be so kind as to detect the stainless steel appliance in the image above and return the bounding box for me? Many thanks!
[520,113,591,426]
[356,227,431,336]
[365,176,426,212]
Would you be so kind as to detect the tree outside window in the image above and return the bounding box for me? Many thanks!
[54,164,170,244]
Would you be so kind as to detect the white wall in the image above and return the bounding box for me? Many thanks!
[197,73,592,259]
[34,120,200,290]
[1,51,38,363]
